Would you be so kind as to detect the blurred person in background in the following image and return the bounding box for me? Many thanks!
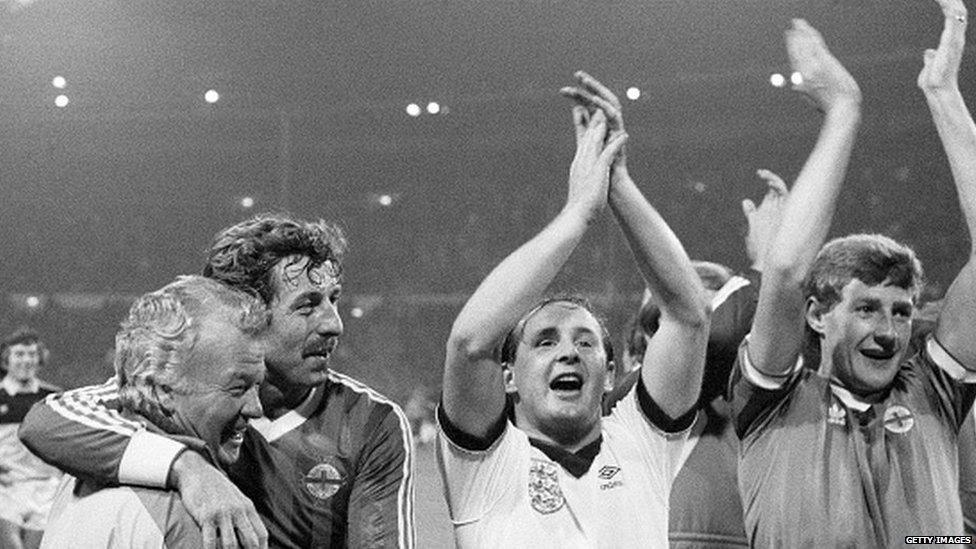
[0,328,61,549]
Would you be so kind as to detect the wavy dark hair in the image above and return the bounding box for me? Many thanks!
[203,213,348,305]
[0,327,47,373]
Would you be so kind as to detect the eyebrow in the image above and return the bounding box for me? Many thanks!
[525,326,598,340]
[288,290,323,310]
[855,298,882,308]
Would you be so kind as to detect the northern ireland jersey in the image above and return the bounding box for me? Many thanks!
[231,372,414,548]
[437,383,693,548]
[731,335,976,547]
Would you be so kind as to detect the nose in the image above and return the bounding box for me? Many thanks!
[556,340,580,364]
[242,387,263,419]
[873,316,897,349]
[314,303,344,337]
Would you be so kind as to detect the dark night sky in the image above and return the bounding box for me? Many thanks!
[0,0,970,395]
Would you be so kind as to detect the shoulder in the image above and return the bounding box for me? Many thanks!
[325,372,408,425]
[324,372,412,450]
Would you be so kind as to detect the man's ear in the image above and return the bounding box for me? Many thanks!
[806,297,828,336]
[502,364,518,395]
[152,380,177,415]
[604,360,615,393]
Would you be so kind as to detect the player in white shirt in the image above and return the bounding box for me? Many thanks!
[437,72,710,548]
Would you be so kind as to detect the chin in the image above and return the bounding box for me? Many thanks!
[217,446,241,467]
[851,362,900,394]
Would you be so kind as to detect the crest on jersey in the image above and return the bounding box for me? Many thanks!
[827,403,846,426]
[528,459,564,514]
[883,405,914,434]
[304,461,345,500]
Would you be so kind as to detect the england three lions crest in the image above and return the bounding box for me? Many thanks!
[528,459,565,514]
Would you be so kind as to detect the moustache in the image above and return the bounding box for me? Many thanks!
[302,338,338,358]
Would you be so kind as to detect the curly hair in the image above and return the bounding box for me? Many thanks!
[499,295,614,366]
[114,276,269,431]
[203,213,348,305]
[805,233,924,310]
[0,327,47,374]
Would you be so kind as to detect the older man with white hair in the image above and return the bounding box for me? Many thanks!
[41,276,268,548]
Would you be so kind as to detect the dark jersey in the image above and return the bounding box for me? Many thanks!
[0,381,60,483]
[732,337,976,547]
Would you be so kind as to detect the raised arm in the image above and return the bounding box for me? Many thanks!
[747,20,862,376]
[742,169,789,274]
[561,71,709,419]
[442,109,627,438]
[20,381,268,549]
[919,0,976,369]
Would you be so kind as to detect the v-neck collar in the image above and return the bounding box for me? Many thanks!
[830,383,872,412]
[250,383,324,442]
[528,435,603,478]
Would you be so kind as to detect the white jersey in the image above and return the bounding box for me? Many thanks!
[437,388,694,549]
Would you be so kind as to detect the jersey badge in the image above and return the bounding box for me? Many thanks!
[304,460,346,500]
[0,404,7,416]
[883,405,914,434]
[827,403,846,426]
[528,459,565,514]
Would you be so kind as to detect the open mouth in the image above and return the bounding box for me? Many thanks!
[222,424,247,445]
[860,348,896,361]
[549,373,584,392]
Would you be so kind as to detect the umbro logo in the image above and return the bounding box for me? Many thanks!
[598,465,620,480]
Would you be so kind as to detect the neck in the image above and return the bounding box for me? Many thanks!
[516,415,602,453]
[818,360,888,404]
[3,376,35,392]
[259,381,312,419]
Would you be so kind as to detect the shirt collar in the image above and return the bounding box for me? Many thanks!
[829,383,871,412]
[250,384,323,442]
[528,435,603,478]
[1,376,39,396]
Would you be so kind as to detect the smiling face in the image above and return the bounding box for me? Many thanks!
[808,278,914,398]
[170,314,266,467]
[504,302,613,448]
[263,256,343,390]
[4,343,41,383]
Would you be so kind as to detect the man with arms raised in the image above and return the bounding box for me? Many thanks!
[731,5,976,545]
[438,74,710,547]
[41,276,267,547]
[21,215,414,548]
